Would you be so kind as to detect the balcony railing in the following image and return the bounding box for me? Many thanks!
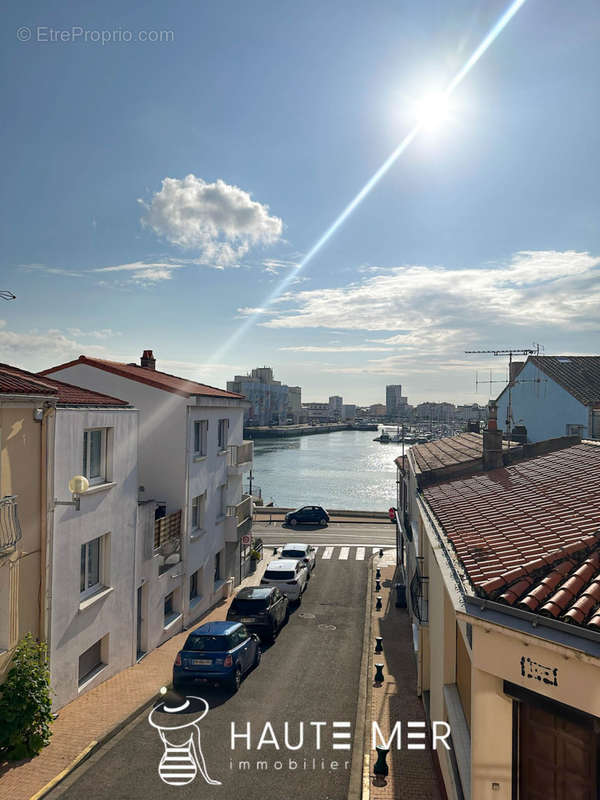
[0,496,22,555]
[225,494,253,541]
[409,564,429,625]
[153,510,182,574]
[227,441,253,469]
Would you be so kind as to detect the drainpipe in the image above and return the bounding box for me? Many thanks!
[40,403,56,662]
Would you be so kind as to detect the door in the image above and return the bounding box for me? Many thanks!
[136,585,144,658]
[519,701,598,799]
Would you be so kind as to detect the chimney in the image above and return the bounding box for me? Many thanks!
[509,361,525,383]
[483,400,503,470]
[140,350,156,370]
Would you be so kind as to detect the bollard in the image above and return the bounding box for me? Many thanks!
[375,595,383,611]
[373,745,389,776]
[379,548,384,558]
[375,567,381,580]
[273,547,278,554]
[374,663,385,683]
[375,637,383,653]
[375,579,381,592]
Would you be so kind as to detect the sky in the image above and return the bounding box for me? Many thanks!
[1,0,599,405]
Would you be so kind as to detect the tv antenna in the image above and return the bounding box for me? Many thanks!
[464,344,543,447]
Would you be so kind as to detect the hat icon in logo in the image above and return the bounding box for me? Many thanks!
[148,687,221,787]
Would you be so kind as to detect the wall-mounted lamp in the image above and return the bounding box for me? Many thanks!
[54,475,90,511]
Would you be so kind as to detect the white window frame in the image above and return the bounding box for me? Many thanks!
[189,568,202,602]
[218,484,227,519]
[80,536,104,600]
[217,418,229,452]
[191,493,206,531]
[193,420,208,457]
[83,428,107,486]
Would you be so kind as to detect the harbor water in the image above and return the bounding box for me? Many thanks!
[249,428,411,511]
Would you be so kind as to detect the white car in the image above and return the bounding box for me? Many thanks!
[279,543,317,573]
[260,559,309,603]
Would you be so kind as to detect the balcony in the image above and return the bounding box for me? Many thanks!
[224,494,253,543]
[227,441,253,475]
[0,496,22,555]
[153,510,182,575]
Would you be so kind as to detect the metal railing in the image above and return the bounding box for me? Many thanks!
[226,494,253,540]
[410,560,429,625]
[227,441,253,467]
[153,510,182,573]
[0,495,22,555]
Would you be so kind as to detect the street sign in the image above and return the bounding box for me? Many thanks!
[242,534,251,545]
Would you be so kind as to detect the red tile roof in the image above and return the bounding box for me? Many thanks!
[0,363,129,406]
[40,356,244,400]
[423,443,600,617]
[409,433,484,474]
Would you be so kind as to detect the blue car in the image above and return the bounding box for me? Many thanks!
[173,621,261,693]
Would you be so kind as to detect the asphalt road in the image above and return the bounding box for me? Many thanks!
[50,555,369,800]
[254,521,397,548]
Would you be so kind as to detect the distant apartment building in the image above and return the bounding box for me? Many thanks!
[368,403,387,417]
[328,395,343,420]
[302,402,330,423]
[495,355,600,442]
[414,401,455,422]
[454,403,486,423]
[342,404,357,421]
[386,384,403,416]
[42,351,253,683]
[227,366,296,426]
[0,363,140,709]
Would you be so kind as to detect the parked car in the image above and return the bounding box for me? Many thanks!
[260,558,309,603]
[227,586,289,642]
[285,505,330,527]
[279,542,317,573]
[173,621,261,693]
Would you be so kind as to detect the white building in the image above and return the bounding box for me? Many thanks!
[386,384,403,416]
[41,350,253,667]
[328,395,343,420]
[496,355,600,442]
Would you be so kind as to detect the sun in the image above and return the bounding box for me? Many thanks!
[414,92,451,130]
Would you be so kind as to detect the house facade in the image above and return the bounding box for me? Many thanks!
[395,425,600,798]
[41,351,253,655]
[496,354,600,443]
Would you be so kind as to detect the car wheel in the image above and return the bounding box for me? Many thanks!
[319,518,327,526]
[290,518,298,527]
[254,646,262,668]
[296,592,302,605]
[229,667,242,693]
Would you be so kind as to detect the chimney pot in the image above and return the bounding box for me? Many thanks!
[483,400,503,470]
[140,350,156,370]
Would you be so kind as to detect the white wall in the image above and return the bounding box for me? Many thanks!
[496,361,588,442]
[50,406,138,709]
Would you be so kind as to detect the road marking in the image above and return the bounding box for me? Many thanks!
[322,546,334,559]
[339,547,350,560]
[356,547,365,560]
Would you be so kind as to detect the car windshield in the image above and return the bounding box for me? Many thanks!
[265,569,295,581]
[185,634,229,652]
[231,598,269,613]
[282,550,306,559]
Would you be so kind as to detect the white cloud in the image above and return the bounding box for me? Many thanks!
[139,175,282,266]
[262,250,600,335]
[0,323,111,364]
[279,344,395,352]
[93,260,187,284]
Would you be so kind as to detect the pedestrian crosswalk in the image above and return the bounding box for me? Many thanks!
[271,545,394,562]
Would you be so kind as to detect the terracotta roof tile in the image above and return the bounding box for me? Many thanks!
[40,355,244,400]
[0,362,129,406]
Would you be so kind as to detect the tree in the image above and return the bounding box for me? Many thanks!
[0,634,53,760]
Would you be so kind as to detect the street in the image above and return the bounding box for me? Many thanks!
[254,520,397,549]
[49,551,371,800]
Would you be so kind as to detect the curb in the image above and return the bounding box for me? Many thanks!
[348,555,373,800]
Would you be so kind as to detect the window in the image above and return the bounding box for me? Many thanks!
[566,424,585,437]
[78,638,104,685]
[164,591,179,625]
[83,429,107,485]
[193,420,208,456]
[191,493,206,530]
[218,484,227,518]
[189,569,201,601]
[80,537,103,598]
[214,551,221,584]
[217,419,229,451]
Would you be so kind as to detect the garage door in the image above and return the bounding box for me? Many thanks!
[519,701,598,800]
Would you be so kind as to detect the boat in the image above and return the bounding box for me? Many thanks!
[373,431,391,443]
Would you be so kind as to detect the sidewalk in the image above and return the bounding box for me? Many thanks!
[0,556,274,800]
[365,557,443,800]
